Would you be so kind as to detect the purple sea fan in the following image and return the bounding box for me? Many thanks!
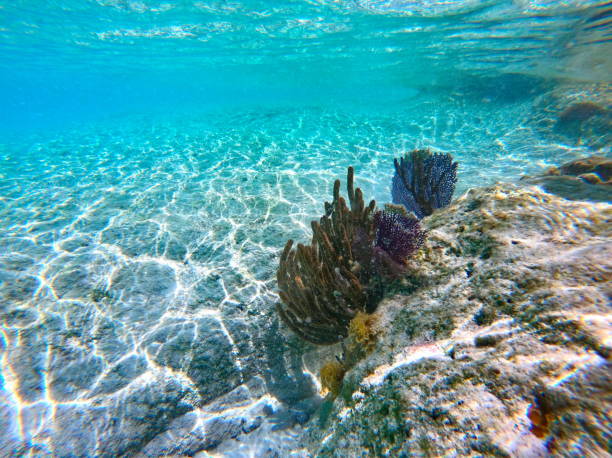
[392,149,458,219]
[374,210,427,266]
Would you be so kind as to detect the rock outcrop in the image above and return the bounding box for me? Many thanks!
[300,183,611,457]
[520,155,612,203]
[527,83,611,150]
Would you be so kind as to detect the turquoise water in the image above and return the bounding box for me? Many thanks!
[0,1,610,456]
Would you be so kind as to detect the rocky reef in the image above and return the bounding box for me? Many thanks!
[520,155,612,202]
[528,82,611,151]
[299,182,611,456]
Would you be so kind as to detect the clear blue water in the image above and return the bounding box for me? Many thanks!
[0,1,610,456]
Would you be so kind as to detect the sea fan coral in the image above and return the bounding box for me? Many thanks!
[392,149,458,219]
[374,211,426,264]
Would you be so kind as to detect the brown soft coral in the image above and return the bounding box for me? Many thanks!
[276,167,377,344]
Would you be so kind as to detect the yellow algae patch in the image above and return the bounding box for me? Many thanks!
[320,360,346,397]
[348,312,378,349]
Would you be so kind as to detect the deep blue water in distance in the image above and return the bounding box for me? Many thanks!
[0,1,610,456]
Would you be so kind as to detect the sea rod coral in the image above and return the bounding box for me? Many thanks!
[276,167,426,345]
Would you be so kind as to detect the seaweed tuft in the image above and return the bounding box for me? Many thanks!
[348,311,378,349]
[320,360,346,397]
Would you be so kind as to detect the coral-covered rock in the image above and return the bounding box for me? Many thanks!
[301,183,611,457]
[521,155,612,202]
[556,101,607,131]
[557,155,612,182]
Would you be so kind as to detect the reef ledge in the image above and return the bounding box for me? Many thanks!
[300,182,611,457]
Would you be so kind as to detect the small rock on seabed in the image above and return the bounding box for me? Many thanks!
[521,155,612,203]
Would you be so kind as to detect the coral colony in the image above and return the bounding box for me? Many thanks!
[276,166,430,346]
[276,167,379,345]
[373,210,427,269]
[392,149,458,219]
[276,156,457,397]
